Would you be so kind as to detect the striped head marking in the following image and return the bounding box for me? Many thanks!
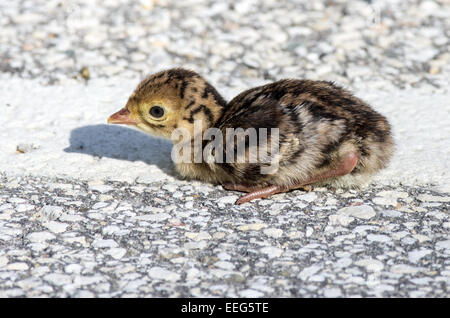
[108,68,227,140]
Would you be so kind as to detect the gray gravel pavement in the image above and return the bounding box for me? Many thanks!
[1,0,449,91]
[0,174,449,297]
[0,0,449,297]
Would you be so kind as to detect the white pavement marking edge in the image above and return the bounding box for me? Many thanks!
[1,78,449,190]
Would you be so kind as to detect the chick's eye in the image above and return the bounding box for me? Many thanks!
[149,106,165,118]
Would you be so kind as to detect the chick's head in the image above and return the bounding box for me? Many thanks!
[108,68,227,140]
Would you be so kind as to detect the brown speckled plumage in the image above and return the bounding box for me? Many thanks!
[108,68,394,204]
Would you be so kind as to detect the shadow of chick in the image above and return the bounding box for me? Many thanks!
[64,124,177,177]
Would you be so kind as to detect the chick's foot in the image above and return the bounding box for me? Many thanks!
[236,185,289,204]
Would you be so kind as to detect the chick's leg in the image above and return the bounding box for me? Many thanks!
[291,151,358,189]
[235,152,358,204]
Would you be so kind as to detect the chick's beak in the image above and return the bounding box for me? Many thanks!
[107,107,138,125]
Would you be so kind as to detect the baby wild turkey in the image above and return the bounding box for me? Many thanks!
[108,68,394,204]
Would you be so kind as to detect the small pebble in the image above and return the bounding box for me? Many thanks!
[27,231,56,243]
[148,267,180,282]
